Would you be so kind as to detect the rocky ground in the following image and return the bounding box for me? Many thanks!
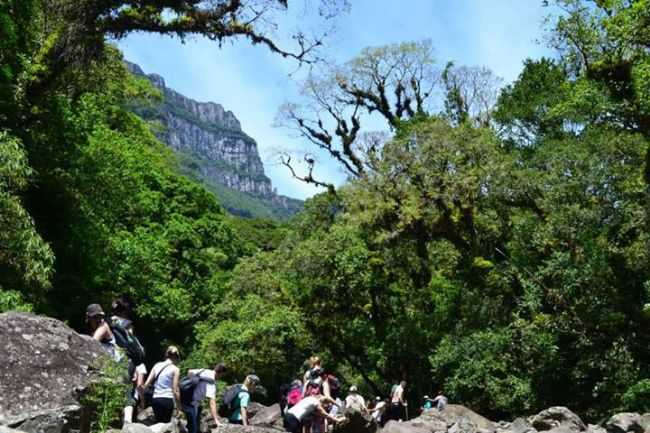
[1,313,648,433]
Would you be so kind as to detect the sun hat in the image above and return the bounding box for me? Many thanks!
[350,385,358,393]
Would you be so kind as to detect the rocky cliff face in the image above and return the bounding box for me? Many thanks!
[126,62,301,219]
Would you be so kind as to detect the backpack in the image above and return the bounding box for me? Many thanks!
[179,369,205,406]
[325,374,340,398]
[286,385,303,407]
[304,380,321,397]
[110,317,145,367]
[219,384,244,417]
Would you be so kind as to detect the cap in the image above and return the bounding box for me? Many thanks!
[86,304,105,318]
[424,395,430,400]
[376,396,381,401]
[350,385,358,393]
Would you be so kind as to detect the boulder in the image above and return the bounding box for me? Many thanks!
[0,427,30,433]
[531,408,586,432]
[410,411,448,432]
[438,405,496,432]
[246,403,267,420]
[506,418,537,433]
[209,424,283,433]
[605,413,650,433]
[381,420,431,433]
[449,417,481,433]
[136,408,156,426]
[123,424,154,433]
[250,404,282,429]
[0,313,107,433]
[587,425,607,433]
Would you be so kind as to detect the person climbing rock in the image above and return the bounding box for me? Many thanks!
[229,374,259,426]
[390,380,408,421]
[141,346,181,423]
[85,304,119,361]
[181,363,227,433]
[370,397,388,426]
[432,390,448,412]
[109,297,147,426]
[283,395,343,433]
[345,385,368,414]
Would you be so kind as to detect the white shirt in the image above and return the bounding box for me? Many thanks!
[152,360,177,399]
[288,396,321,421]
[188,369,217,403]
[391,385,404,403]
[372,401,386,421]
[345,394,366,409]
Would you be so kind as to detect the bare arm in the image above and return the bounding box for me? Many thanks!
[209,399,220,426]
[92,322,111,342]
[317,404,342,423]
[241,407,249,426]
[172,368,181,408]
[141,368,155,390]
[136,371,145,408]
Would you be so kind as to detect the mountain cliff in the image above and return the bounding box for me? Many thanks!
[126,61,302,219]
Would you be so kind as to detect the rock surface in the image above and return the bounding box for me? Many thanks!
[531,407,586,432]
[125,61,302,219]
[605,413,650,433]
[250,404,282,429]
[0,312,107,433]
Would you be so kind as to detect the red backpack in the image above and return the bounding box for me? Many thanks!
[287,386,303,406]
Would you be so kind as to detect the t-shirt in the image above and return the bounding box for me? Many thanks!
[288,396,320,421]
[130,364,147,400]
[188,369,217,404]
[229,385,250,422]
[423,400,433,410]
[372,401,386,422]
[432,395,448,411]
[391,385,404,404]
[345,394,366,409]
[151,360,177,399]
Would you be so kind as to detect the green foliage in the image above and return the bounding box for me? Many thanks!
[81,359,129,433]
[621,379,650,413]
[0,131,54,295]
[189,293,310,396]
[0,289,33,313]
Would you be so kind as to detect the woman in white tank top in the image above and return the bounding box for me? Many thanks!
[142,346,180,423]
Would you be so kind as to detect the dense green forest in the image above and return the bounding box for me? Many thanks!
[1,0,649,422]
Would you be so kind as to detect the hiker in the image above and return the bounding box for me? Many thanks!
[283,395,343,433]
[432,391,448,412]
[281,379,304,416]
[228,374,260,426]
[421,395,434,412]
[109,297,147,426]
[389,380,408,421]
[303,357,324,396]
[141,346,181,423]
[370,397,388,426]
[85,304,119,361]
[181,363,227,433]
[345,386,368,414]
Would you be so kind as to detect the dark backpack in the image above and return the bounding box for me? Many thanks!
[326,374,340,398]
[179,369,206,406]
[219,384,244,417]
[110,317,145,366]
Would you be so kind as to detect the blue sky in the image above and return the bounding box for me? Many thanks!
[118,1,555,200]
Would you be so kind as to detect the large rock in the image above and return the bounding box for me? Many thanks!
[210,424,283,433]
[0,312,107,433]
[605,413,650,433]
[410,411,448,432]
[382,420,431,433]
[438,405,496,433]
[250,404,282,429]
[531,408,586,432]
[136,408,156,426]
